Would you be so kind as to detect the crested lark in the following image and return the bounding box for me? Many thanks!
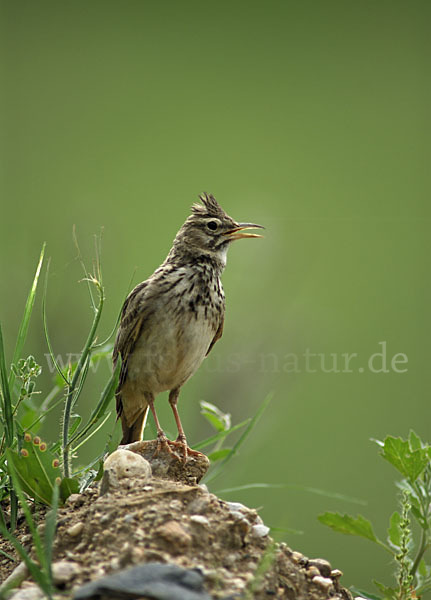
[113,193,263,458]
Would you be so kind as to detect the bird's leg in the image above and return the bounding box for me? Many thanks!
[145,393,175,457]
[168,388,203,462]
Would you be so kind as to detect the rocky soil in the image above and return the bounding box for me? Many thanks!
[0,442,353,600]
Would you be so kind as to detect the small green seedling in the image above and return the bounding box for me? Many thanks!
[319,431,431,600]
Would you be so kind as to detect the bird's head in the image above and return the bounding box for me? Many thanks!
[172,193,264,267]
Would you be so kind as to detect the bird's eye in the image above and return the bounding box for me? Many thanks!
[207,220,218,231]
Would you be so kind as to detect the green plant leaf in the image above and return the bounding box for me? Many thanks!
[7,433,77,505]
[387,511,402,549]
[373,580,398,600]
[202,411,227,432]
[4,449,51,587]
[208,448,231,462]
[7,441,60,505]
[379,436,429,481]
[409,430,423,451]
[350,587,382,600]
[200,400,230,432]
[318,512,379,543]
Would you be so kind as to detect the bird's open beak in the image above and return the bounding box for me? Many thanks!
[223,223,265,241]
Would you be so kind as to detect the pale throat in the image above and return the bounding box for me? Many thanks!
[216,245,229,268]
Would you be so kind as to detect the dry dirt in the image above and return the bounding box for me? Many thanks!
[0,444,353,600]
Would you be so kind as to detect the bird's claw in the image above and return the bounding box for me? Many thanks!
[153,433,203,464]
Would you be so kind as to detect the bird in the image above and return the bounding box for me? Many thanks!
[113,193,263,459]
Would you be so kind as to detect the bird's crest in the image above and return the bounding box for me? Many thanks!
[192,193,227,218]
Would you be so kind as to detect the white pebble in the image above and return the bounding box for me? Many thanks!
[67,522,84,537]
[251,524,270,538]
[312,575,334,592]
[52,560,80,584]
[190,515,210,526]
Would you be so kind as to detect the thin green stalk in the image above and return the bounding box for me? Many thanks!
[69,359,120,447]
[410,480,430,577]
[411,528,427,578]
[42,260,69,386]
[62,278,104,477]
[8,243,45,392]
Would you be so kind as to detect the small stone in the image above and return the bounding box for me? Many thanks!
[21,534,32,544]
[0,561,29,594]
[100,450,152,494]
[251,524,270,538]
[331,569,343,578]
[226,501,248,513]
[306,566,321,578]
[67,522,84,537]
[52,560,81,585]
[190,515,210,526]
[134,528,145,540]
[65,493,83,507]
[291,551,304,563]
[123,513,135,523]
[312,575,334,592]
[9,585,44,600]
[230,577,247,590]
[308,558,332,578]
[223,552,240,567]
[229,510,245,521]
[155,520,192,549]
[99,513,111,524]
[75,542,87,552]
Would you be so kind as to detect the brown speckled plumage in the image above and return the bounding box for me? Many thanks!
[113,193,263,458]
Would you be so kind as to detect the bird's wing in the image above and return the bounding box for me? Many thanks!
[206,309,225,356]
[113,281,150,415]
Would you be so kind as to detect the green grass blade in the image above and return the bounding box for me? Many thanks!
[42,259,69,386]
[6,449,49,571]
[0,547,16,561]
[0,325,18,530]
[285,483,368,505]
[216,482,367,505]
[8,243,46,392]
[204,392,273,484]
[44,483,60,580]
[0,522,51,597]
[69,360,120,446]
[216,483,287,494]
[72,411,112,452]
[192,418,251,450]
[0,324,13,447]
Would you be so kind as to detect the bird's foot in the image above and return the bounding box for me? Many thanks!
[169,434,204,464]
[152,432,204,463]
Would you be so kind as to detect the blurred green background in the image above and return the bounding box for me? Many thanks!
[1,0,430,592]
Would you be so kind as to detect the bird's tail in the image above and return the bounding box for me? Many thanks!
[120,405,149,444]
